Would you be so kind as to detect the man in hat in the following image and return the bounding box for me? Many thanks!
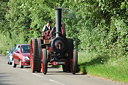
[42,21,52,32]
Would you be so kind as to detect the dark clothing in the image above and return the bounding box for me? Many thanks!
[51,27,56,38]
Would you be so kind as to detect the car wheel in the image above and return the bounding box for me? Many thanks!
[12,60,17,68]
[9,62,12,65]
[7,62,9,65]
[19,60,24,68]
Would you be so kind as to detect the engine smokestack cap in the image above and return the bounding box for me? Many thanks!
[55,8,62,10]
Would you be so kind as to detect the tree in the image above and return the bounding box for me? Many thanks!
[0,0,9,33]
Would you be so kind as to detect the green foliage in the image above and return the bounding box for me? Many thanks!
[0,0,127,58]
[0,31,29,55]
[1,0,127,55]
[78,51,128,83]
[0,0,9,33]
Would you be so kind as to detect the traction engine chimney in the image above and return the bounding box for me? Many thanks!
[55,8,62,37]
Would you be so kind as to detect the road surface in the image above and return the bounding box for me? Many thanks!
[0,54,127,85]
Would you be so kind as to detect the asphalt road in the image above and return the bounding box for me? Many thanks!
[0,54,127,85]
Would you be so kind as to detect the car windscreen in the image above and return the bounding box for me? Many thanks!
[21,45,30,53]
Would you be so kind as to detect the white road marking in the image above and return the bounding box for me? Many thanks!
[49,79,65,85]
[19,67,64,85]
[21,69,29,72]
[32,73,44,78]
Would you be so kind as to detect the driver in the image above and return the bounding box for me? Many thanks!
[42,21,52,33]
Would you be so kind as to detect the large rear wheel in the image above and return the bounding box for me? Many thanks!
[41,49,48,74]
[72,49,78,74]
[63,38,73,72]
[30,38,37,73]
[37,38,41,72]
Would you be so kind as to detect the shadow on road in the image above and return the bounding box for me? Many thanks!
[45,71,85,75]
[0,73,15,85]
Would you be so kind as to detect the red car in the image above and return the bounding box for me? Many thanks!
[12,44,30,68]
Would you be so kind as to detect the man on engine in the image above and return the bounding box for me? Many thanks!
[42,21,52,32]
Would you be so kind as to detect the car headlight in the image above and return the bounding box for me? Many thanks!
[23,56,29,61]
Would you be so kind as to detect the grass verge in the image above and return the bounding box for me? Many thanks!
[78,51,128,83]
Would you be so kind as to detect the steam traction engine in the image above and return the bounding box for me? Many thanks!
[30,8,78,74]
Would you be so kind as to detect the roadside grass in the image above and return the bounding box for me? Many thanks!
[78,51,128,83]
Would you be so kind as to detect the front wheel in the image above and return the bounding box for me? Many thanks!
[9,62,12,65]
[19,60,24,68]
[72,49,78,74]
[62,65,68,72]
[12,60,17,68]
[8,62,12,65]
[41,49,48,74]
